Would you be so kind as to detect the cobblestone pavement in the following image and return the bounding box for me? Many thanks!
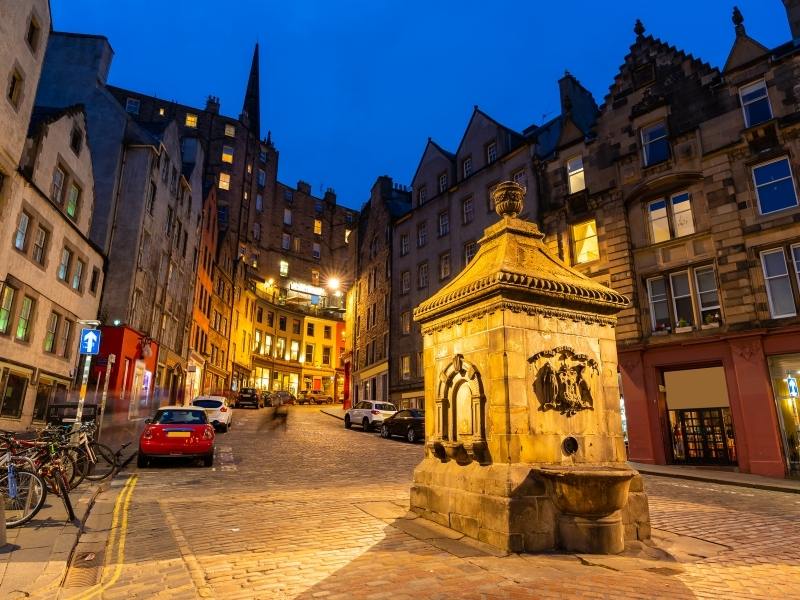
[49,406,800,599]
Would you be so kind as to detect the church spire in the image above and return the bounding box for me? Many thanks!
[242,43,261,135]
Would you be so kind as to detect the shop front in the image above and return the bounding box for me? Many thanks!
[767,353,800,477]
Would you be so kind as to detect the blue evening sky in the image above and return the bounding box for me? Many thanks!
[51,1,789,209]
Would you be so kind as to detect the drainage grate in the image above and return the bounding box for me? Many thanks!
[63,551,103,587]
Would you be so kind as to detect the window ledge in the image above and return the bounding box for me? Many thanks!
[701,322,721,330]
[674,326,694,334]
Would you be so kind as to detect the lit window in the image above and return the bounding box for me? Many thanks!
[400,233,409,256]
[567,156,585,194]
[345,229,352,244]
[125,98,139,115]
[282,233,290,250]
[293,237,301,252]
[401,311,411,335]
[255,194,263,213]
[15,296,34,340]
[761,249,797,318]
[14,212,29,251]
[66,183,81,219]
[218,172,231,190]
[463,157,472,178]
[464,241,478,265]
[753,158,798,215]
[439,252,451,279]
[418,186,427,206]
[487,142,497,164]
[462,197,474,224]
[314,219,322,235]
[647,192,694,243]
[283,208,292,226]
[290,340,300,361]
[571,220,599,264]
[418,262,429,288]
[312,242,321,259]
[438,212,449,237]
[401,355,411,380]
[279,260,289,277]
[221,146,234,164]
[225,124,236,137]
[185,113,198,128]
[312,270,320,286]
[0,286,15,334]
[739,80,772,128]
[641,121,669,167]
[158,107,165,116]
[417,222,427,247]
[52,166,65,204]
[401,271,410,294]
[438,173,448,193]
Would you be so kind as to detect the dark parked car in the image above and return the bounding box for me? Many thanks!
[236,387,263,409]
[379,409,425,443]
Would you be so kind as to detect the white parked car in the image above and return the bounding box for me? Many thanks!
[192,396,233,432]
[345,401,397,431]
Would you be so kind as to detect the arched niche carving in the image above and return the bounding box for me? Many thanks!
[431,354,488,464]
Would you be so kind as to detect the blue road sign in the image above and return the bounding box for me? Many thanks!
[80,328,101,355]
[788,375,799,399]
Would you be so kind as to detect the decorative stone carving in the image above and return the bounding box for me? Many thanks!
[430,354,488,464]
[493,181,525,217]
[528,347,598,416]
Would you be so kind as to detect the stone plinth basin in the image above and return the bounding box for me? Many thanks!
[535,465,636,517]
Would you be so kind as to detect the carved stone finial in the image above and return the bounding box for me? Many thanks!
[492,181,525,218]
[634,19,645,38]
[732,6,745,35]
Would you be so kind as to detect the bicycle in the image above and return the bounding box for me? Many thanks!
[0,437,47,527]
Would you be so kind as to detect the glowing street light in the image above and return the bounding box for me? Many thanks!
[327,277,340,291]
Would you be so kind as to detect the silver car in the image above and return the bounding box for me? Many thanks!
[345,401,397,431]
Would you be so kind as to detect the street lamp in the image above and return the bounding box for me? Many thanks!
[327,277,340,291]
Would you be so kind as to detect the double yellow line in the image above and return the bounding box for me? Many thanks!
[67,474,138,600]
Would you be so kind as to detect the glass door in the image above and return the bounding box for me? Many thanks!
[669,407,737,465]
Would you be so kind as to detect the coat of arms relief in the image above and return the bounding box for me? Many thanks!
[528,346,598,416]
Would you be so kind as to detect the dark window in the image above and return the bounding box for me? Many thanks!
[7,68,24,108]
[70,128,83,155]
[0,372,28,418]
[26,16,41,52]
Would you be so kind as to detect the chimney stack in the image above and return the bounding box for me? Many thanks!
[785,0,800,39]
[205,95,220,114]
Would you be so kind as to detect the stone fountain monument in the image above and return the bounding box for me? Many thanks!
[410,181,650,554]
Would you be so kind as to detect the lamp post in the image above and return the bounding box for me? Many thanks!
[75,319,102,429]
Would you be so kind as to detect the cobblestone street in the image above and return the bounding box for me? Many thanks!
[44,406,800,599]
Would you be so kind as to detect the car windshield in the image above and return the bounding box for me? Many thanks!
[153,409,208,425]
[409,409,424,418]
[193,399,223,409]
[377,404,396,411]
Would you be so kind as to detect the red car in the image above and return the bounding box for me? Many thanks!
[137,406,215,468]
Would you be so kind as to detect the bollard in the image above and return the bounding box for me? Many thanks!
[0,492,6,547]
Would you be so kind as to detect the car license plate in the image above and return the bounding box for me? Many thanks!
[167,431,191,438]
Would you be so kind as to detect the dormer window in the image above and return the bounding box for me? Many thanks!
[486,142,497,164]
[566,156,585,194]
[125,98,140,115]
[462,157,472,179]
[739,80,772,128]
[641,121,669,167]
[438,173,448,193]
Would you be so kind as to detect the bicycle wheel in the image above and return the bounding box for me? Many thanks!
[1,468,47,528]
[43,453,76,495]
[85,443,117,481]
[67,447,89,488]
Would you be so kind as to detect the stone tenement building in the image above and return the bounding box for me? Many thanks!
[35,32,204,408]
[390,110,539,408]
[0,1,105,429]
[539,5,800,479]
[350,176,411,405]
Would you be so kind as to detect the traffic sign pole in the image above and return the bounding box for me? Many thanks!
[75,326,102,429]
[75,354,92,425]
[97,353,116,441]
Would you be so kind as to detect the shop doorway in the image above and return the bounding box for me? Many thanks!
[663,366,738,467]
[767,355,800,477]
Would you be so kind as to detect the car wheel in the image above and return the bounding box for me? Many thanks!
[202,454,214,467]
[381,425,390,439]
[344,415,352,429]
[362,417,371,432]
[407,428,417,443]
[220,423,228,433]
[136,452,149,468]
